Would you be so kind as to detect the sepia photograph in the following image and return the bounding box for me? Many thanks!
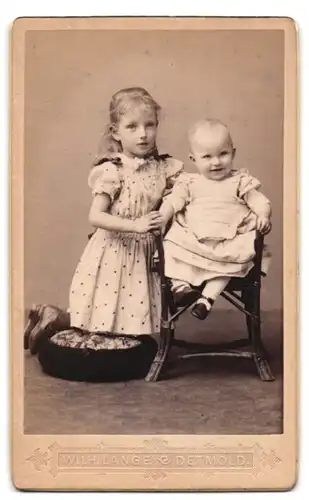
[11,17,298,491]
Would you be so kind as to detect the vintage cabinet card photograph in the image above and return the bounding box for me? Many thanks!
[11,16,298,491]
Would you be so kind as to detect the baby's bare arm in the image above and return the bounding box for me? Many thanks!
[244,189,272,218]
[244,189,272,234]
[159,175,189,227]
[159,200,175,225]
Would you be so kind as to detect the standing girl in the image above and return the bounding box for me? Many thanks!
[25,87,183,351]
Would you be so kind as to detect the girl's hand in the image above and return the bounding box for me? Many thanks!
[257,216,272,235]
[134,212,165,233]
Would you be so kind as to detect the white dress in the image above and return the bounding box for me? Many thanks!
[69,153,183,335]
[164,169,271,285]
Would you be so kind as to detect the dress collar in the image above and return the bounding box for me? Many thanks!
[95,150,170,170]
[116,151,169,170]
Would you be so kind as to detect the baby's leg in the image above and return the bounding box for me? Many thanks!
[192,277,230,320]
[201,277,230,304]
[170,278,191,293]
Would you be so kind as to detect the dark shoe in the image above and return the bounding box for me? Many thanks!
[191,299,214,320]
[28,305,70,355]
[173,287,201,308]
[24,305,42,350]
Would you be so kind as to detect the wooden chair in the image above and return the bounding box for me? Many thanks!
[145,231,275,382]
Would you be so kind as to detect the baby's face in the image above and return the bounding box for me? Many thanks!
[189,126,235,181]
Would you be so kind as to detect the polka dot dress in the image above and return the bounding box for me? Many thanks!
[69,153,183,336]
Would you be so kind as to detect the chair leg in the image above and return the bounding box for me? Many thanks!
[250,310,275,382]
[243,284,275,381]
[246,316,252,341]
[243,293,253,342]
[253,353,275,381]
[145,327,172,382]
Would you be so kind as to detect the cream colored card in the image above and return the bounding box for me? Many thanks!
[11,16,298,491]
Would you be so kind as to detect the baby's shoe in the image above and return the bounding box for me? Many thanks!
[173,285,201,308]
[191,298,214,320]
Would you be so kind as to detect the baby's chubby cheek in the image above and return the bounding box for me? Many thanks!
[194,163,209,175]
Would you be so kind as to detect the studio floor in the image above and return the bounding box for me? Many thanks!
[24,309,283,435]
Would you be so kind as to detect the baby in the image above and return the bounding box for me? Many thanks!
[160,118,272,320]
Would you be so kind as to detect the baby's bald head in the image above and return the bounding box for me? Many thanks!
[188,118,234,153]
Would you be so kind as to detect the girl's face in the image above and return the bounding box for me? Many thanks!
[112,105,158,158]
[190,127,235,181]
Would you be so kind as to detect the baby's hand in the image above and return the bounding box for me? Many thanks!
[134,212,165,233]
[257,216,272,235]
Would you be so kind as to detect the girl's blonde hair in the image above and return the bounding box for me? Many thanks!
[93,87,161,166]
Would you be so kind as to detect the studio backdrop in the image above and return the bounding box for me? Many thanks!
[24,29,284,312]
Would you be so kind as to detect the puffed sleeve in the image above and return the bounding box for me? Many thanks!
[166,172,191,213]
[164,157,184,189]
[237,169,262,198]
[88,162,121,202]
